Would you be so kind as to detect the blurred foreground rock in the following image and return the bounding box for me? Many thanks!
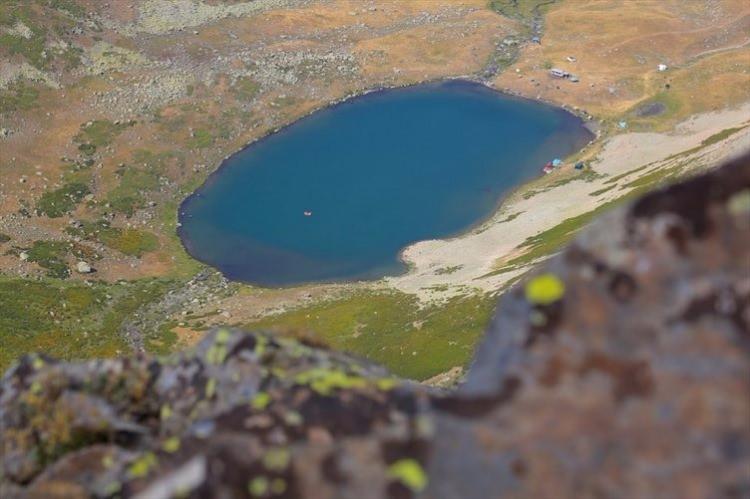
[2,154,749,498]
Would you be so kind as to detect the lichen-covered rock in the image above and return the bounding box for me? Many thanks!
[428,153,750,498]
[1,330,430,499]
[1,155,749,498]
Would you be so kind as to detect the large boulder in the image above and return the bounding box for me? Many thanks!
[76,261,93,274]
[428,153,750,498]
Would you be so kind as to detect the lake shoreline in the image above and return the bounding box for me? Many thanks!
[177,79,593,288]
[177,73,749,298]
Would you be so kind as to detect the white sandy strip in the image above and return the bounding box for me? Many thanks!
[386,101,750,300]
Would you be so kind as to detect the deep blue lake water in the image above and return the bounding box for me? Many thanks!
[178,80,593,286]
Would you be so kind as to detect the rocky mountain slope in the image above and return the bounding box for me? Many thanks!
[3,153,748,498]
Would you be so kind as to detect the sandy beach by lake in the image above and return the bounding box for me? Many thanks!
[388,101,750,300]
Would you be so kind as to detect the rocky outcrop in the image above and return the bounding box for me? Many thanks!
[429,153,750,499]
[2,154,749,498]
[0,330,423,499]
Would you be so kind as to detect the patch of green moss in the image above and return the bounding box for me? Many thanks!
[37,0,85,18]
[488,0,556,24]
[0,80,40,114]
[60,45,83,69]
[0,276,180,371]
[1,280,107,365]
[499,202,614,269]
[589,184,617,197]
[245,290,496,380]
[602,162,652,185]
[77,143,97,156]
[626,90,682,131]
[434,265,463,275]
[36,182,90,217]
[498,211,522,223]
[107,188,152,217]
[19,239,98,279]
[74,119,135,148]
[622,162,687,191]
[154,196,204,279]
[146,320,178,355]
[105,150,173,216]
[0,19,47,68]
[188,129,214,149]
[233,77,260,101]
[522,168,605,200]
[137,149,178,168]
[701,126,746,147]
[25,241,69,278]
[0,1,84,73]
[486,163,693,277]
[66,220,158,257]
[100,227,158,257]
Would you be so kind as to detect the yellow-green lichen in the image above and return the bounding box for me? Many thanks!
[387,459,428,492]
[262,448,291,471]
[254,336,268,356]
[529,309,549,327]
[294,368,367,395]
[283,411,303,426]
[205,378,217,398]
[251,392,271,410]
[128,452,157,478]
[205,329,232,364]
[160,404,173,420]
[248,476,269,496]
[728,189,750,215]
[162,436,180,453]
[102,453,115,469]
[215,328,232,343]
[206,344,228,365]
[29,380,43,395]
[103,481,122,495]
[31,355,45,370]
[270,478,287,494]
[375,378,398,391]
[524,273,566,305]
[415,415,435,439]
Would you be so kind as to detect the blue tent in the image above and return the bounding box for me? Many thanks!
[552,158,563,167]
